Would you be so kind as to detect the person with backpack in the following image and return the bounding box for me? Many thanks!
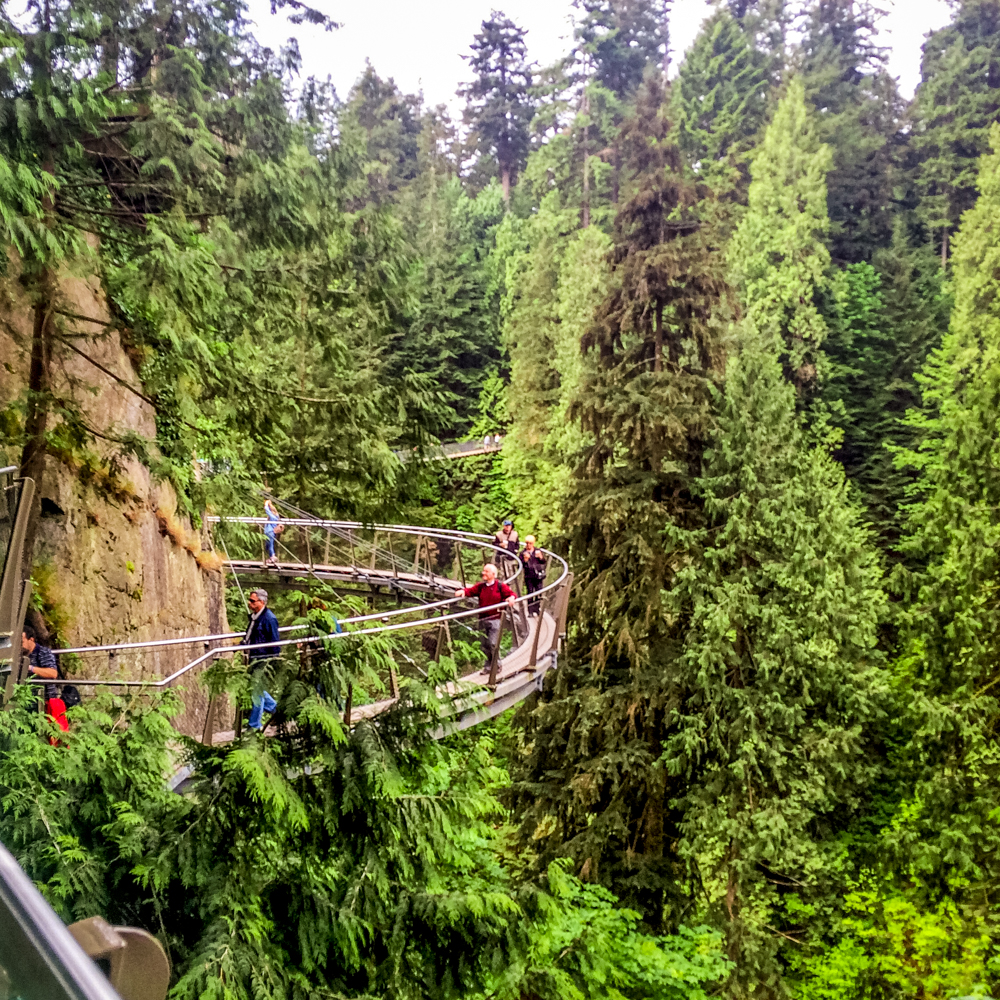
[21,626,76,739]
[519,535,547,614]
[454,563,517,664]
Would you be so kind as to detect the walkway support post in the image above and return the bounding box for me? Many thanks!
[528,591,550,668]
[343,682,353,726]
[553,573,573,652]
[487,607,510,688]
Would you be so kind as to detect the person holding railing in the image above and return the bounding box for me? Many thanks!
[455,563,516,665]
[243,589,279,731]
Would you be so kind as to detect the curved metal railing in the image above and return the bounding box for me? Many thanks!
[19,518,572,742]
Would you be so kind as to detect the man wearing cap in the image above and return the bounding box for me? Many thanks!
[493,519,519,553]
[455,563,517,664]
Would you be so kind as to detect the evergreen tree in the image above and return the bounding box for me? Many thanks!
[671,7,772,194]
[509,75,730,923]
[821,229,949,551]
[460,12,536,202]
[890,124,1000,890]
[572,0,669,96]
[661,326,887,990]
[729,78,832,392]
[799,0,900,264]
[341,64,422,206]
[910,0,1000,266]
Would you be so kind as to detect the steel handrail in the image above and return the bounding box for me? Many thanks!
[39,545,569,689]
[27,523,520,661]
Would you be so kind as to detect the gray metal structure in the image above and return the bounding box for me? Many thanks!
[0,505,572,743]
[0,466,35,699]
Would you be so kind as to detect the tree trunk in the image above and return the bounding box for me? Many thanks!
[501,166,511,204]
[581,93,590,229]
[941,226,949,269]
[19,288,53,584]
[653,300,664,373]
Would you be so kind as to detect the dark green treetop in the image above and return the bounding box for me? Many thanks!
[340,63,422,207]
[460,11,536,202]
[671,6,772,194]
[910,0,1000,265]
[799,0,901,263]
[571,0,669,96]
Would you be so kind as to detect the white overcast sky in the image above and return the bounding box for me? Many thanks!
[244,0,953,110]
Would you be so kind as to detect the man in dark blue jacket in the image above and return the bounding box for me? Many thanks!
[243,588,280,730]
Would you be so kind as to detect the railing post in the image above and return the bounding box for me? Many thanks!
[348,529,356,569]
[552,573,573,653]
[324,528,331,567]
[486,608,509,688]
[387,532,399,579]
[528,592,550,668]
[201,696,218,745]
[343,681,353,726]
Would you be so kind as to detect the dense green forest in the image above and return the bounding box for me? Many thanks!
[4,0,1000,996]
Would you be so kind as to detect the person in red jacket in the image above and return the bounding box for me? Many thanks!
[455,563,516,663]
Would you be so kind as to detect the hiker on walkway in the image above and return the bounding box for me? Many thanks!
[21,626,70,739]
[455,563,516,664]
[263,498,281,567]
[493,519,519,554]
[519,536,547,614]
[243,588,280,731]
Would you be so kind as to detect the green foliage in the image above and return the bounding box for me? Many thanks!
[670,7,772,193]
[911,0,1000,259]
[887,126,1000,893]
[799,0,899,263]
[729,78,832,392]
[789,878,994,1000]
[510,861,732,1000]
[821,239,949,552]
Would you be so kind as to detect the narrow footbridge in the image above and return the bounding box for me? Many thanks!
[1,481,571,747]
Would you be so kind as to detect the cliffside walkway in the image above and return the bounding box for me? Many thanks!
[4,494,571,747]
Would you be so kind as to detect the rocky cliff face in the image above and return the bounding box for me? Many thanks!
[0,254,229,736]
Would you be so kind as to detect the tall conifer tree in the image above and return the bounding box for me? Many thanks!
[729,78,832,393]
[460,13,536,202]
[671,7,772,194]
[662,327,887,988]
[510,75,730,924]
[891,125,1000,884]
[911,0,1000,266]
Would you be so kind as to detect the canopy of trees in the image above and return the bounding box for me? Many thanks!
[4,0,1000,998]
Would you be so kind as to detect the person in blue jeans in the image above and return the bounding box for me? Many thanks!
[263,498,281,567]
[243,588,280,731]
